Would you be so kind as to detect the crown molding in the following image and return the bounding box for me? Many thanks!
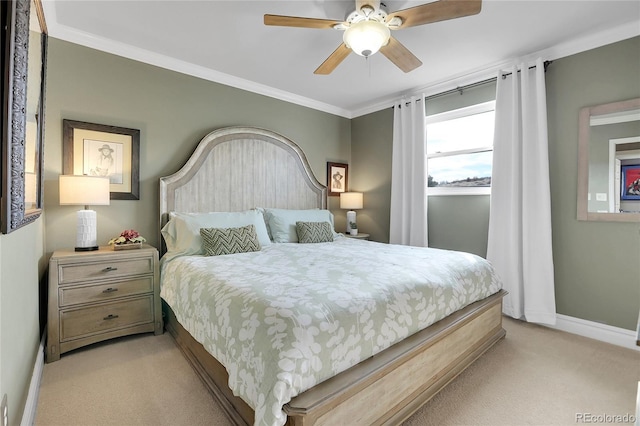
[350,20,640,118]
[41,0,638,120]
[41,4,352,119]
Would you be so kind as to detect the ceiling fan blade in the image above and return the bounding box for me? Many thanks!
[314,43,352,75]
[387,0,482,29]
[264,14,342,29]
[380,37,423,73]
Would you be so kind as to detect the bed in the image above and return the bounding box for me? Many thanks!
[159,126,506,426]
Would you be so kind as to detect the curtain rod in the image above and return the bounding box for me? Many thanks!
[399,60,553,105]
[425,77,496,102]
[500,60,553,79]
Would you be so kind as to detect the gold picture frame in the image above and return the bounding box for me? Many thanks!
[63,120,140,200]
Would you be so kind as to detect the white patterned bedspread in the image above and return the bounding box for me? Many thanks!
[160,237,502,426]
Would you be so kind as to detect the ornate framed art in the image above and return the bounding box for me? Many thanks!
[63,119,140,200]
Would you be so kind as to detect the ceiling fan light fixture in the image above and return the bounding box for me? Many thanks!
[343,20,390,57]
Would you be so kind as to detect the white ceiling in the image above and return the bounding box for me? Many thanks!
[42,1,640,118]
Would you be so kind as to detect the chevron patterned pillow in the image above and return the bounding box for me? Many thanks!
[200,224,261,256]
[296,221,334,244]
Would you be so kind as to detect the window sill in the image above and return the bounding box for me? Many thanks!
[428,187,491,196]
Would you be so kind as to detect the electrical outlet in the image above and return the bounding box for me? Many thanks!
[1,394,7,426]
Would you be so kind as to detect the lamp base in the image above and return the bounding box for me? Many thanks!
[76,209,99,250]
[75,246,99,252]
[346,210,357,234]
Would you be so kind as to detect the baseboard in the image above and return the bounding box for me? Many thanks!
[20,331,45,426]
[547,314,639,352]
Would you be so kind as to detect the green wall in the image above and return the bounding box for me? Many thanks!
[43,39,351,254]
[0,219,45,425]
[352,36,640,330]
[546,36,640,330]
[350,108,393,243]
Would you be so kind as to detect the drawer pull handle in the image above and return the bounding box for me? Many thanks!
[103,314,119,321]
[102,266,118,272]
[102,288,118,294]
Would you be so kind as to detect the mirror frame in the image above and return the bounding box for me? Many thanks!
[1,0,47,233]
[577,97,640,222]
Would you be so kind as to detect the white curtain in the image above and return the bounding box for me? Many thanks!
[487,58,556,325]
[390,95,428,247]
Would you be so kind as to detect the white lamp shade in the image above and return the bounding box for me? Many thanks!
[59,175,110,206]
[340,192,364,210]
[343,20,390,57]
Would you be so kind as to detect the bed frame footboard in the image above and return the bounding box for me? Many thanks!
[164,289,506,426]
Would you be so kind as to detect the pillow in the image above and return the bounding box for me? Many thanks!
[296,221,334,244]
[254,207,273,241]
[264,208,337,243]
[200,225,261,256]
[161,210,270,256]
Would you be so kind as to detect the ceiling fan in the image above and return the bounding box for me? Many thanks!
[264,0,482,75]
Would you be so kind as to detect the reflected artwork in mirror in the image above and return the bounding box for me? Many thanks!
[1,0,47,233]
[577,97,640,222]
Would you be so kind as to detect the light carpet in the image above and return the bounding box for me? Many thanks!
[35,317,639,426]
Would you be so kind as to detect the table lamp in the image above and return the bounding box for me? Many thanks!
[340,192,363,235]
[59,175,110,251]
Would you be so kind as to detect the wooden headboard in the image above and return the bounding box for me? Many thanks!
[159,126,327,235]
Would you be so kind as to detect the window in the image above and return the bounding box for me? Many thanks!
[426,101,495,195]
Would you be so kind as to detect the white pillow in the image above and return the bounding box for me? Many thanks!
[254,207,273,241]
[161,210,271,256]
[263,208,337,243]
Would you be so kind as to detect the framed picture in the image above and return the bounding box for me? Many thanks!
[63,120,140,200]
[327,162,348,196]
[621,164,640,201]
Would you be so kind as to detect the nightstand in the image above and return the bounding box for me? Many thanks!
[46,245,162,362]
[345,233,370,240]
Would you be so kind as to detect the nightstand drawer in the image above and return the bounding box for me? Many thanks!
[60,296,153,341]
[59,277,154,307]
[58,257,154,285]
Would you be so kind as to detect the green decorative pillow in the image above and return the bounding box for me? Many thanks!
[296,221,334,244]
[200,225,261,256]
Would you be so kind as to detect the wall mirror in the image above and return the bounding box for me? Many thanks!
[577,97,640,222]
[1,0,47,233]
